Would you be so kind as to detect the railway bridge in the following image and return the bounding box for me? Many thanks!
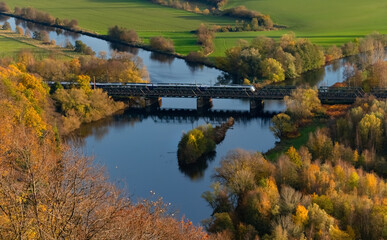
[53,82,387,111]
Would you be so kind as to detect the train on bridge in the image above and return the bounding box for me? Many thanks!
[48,81,387,111]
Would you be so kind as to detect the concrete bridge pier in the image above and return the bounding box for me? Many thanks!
[250,99,264,112]
[197,97,213,111]
[145,97,162,109]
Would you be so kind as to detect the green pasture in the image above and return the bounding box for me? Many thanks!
[4,0,387,56]
[214,0,387,55]
[5,0,235,54]
[0,34,43,56]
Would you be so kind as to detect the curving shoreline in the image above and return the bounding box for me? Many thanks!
[0,12,219,69]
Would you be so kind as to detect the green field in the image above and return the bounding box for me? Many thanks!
[0,34,44,56]
[4,0,387,56]
[0,30,78,59]
[5,0,236,54]
[212,0,387,55]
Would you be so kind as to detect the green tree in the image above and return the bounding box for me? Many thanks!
[285,87,324,120]
[262,58,285,82]
[270,113,297,139]
[286,146,302,168]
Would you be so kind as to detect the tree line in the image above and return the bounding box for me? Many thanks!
[8,49,149,83]
[0,2,79,30]
[216,32,387,84]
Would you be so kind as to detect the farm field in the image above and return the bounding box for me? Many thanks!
[212,0,387,55]
[0,33,45,57]
[4,0,387,56]
[4,0,236,55]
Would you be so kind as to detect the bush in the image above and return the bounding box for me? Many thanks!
[0,1,9,12]
[1,21,10,30]
[177,125,216,164]
[74,40,95,55]
[149,36,174,53]
[108,25,138,43]
[15,26,24,35]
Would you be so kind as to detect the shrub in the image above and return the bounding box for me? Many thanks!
[1,21,10,30]
[15,26,24,35]
[149,36,174,53]
[0,1,9,12]
[108,25,138,43]
[74,40,95,55]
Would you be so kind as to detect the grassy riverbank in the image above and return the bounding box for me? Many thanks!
[0,29,80,58]
[264,120,324,161]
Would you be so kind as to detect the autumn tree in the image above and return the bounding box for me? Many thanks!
[149,36,175,53]
[270,113,297,139]
[285,87,324,120]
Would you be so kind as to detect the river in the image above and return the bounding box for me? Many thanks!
[0,16,382,224]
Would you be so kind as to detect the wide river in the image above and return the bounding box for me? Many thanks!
[1,16,377,224]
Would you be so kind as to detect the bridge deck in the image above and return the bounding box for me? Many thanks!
[51,82,387,103]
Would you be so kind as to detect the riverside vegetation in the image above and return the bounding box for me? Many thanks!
[178,117,234,165]
[202,91,387,239]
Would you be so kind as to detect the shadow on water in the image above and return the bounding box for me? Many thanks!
[109,42,139,55]
[150,52,175,64]
[70,107,277,140]
[0,15,9,22]
[178,151,216,181]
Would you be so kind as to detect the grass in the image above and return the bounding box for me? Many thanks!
[0,33,44,56]
[4,0,387,56]
[5,0,236,55]
[264,120,324,161]
[0,30,78,59]
[212,0,387,56]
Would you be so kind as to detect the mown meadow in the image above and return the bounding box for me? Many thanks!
[212,0,387,55]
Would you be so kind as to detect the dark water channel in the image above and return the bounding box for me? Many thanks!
[1,16,384,224]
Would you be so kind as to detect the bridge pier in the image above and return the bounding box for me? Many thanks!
[145,97,162,109]
[250,99,264,112]
[197,97,213,110]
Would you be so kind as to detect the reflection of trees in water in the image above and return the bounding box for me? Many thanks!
[283,65,326,87]
[150,52,174,64]
[0,15,10,22]
[62,30,80,39]
[329,58,342,72]
[185,60,204,73]
[178,152,216,180]
[67,107,275,143]
[216,72,238,85]
[12,18,80,39]
[55,28,63,36]
[66,110,140,145]
[109,42,139,55]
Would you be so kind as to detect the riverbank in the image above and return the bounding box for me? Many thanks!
[0,29,81,58]
[0,12,222,69]
[264,119,325,161]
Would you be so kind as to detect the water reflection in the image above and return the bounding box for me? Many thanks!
[178,152,216,181]
[0,15,9,22]
[150,52,174,64]
[70,107,277,141]
[109,42,139,55]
